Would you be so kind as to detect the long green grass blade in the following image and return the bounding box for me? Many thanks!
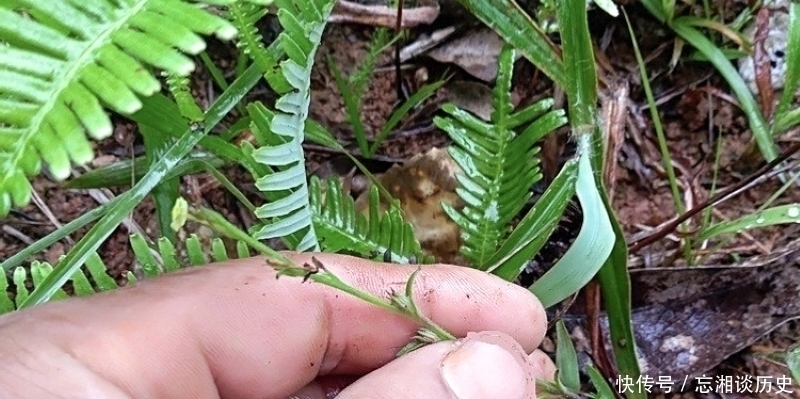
[65,155,224,189]
[775,3,800,132]
[141,124,180,242]
[17,127,207,308]
[555,0,641,395]
[16,65,262,309]
[699,203,800,240]
[596,215,638,391]
[1,200,111,271]
[672,19,776,161]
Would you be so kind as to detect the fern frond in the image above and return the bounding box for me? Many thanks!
[434,46,567,269]
[0,0,273,217]
[1,233,249,313]
[227,2,280,82]
[166,73,204,122]
[249,0,337,251]
[309,177,423,264]
[1,252,126,313]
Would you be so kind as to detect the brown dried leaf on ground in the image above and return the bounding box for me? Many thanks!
[443,80,495,121]
[427,27,517,82]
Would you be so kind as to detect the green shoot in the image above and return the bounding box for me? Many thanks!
[623,9,693,263]
[327,28,439,158]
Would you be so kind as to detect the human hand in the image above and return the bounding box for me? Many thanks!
[0,253,555,398]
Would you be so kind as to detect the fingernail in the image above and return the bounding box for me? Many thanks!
[440,332,535,399]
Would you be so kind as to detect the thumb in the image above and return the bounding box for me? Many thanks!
[337,331,538,399]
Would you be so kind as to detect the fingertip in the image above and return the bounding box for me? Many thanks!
[419,265,549,351]
[337,332,536,399]
[529,349,557,382]
[441,332,536,399]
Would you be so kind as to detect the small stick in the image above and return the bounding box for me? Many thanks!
[394,0,404,100]
[629,142,800,253]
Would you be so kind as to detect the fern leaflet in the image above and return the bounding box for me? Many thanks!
[309,177,423,264]
[249,0,337,251]
[434,46,567,269]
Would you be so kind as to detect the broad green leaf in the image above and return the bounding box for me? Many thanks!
[529,153,613,307]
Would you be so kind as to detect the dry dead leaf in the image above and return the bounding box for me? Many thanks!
[427,27,519,82]
[738,0,789,94]
[443,80,494,121]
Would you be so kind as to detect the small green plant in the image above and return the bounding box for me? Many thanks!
[639,0,800,164]
[434,45,570,277]
[327,28,443,158]
[537,321,616,398]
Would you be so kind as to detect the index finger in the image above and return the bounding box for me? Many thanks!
[2,253,547,398]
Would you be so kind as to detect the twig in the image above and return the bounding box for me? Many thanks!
[629,142,800,253]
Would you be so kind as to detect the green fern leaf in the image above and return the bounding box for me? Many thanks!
[0,268,13,313]
[0,233,250,314]
[435,45,567,270]
[309,177,423,264]
[1,253,107,311]
[227,2,286,88]
[0,0,272,217]
[249,0,337,251]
